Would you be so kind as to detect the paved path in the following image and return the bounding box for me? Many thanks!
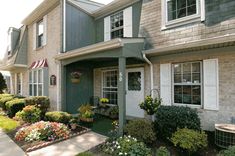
[0,130,26,156]
[0,130,107,156]
[27,132,107,156]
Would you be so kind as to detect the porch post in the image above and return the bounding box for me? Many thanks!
[118,57,126,136]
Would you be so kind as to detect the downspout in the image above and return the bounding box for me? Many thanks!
[63,0,66,52]
[143,53,154,92]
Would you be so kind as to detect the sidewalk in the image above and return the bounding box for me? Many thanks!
[0,130,26,156]
[0,129,107,156]
[27,132,107,156]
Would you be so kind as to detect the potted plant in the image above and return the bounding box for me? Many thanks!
[71,71,82,83]
[100,98,109,108]
[69,117,78,130]
[109,106,119,119]
[78,104,94,123]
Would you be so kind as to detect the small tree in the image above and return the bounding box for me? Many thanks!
[0,72,7,93]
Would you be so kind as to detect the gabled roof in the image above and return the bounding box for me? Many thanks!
[68,0,104,14]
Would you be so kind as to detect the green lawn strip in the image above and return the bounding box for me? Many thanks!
[0,115,19,132]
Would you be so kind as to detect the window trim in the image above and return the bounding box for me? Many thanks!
[161,0,205,30]
[172,61,203,108]
[29,69,44,96]
[101,69,118,106]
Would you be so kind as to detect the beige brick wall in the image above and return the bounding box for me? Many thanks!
[21,5,61,110]
[139,0,235,49]
[146,49,235,130]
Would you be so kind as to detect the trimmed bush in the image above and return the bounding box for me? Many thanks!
[156,147,171,156]
[5,99,25,117]
[25,96,50,115]
[0,96,14,110]
[154,106,201,140]
[15,105,41,123]
[171,128,207,154]
[76,152,93,156]
[124,119,156,144]
[45,111,72,124]
[218,146,235,156]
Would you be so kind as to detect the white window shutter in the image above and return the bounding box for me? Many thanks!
[203,59,219,110]
[33,23,37,50]
[43,15,47,46]
[123,6,133,37]
[104,16,111,41]
[200,0,205,21]
[160,63,172,106]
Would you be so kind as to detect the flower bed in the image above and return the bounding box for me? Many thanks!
[8,121,89,152]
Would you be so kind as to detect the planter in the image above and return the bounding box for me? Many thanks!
[110,115,118,119]
[71,78,80,84]
[80,117,94,123]
[70,123,77,130]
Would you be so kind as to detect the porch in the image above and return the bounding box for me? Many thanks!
[55,38,146,135]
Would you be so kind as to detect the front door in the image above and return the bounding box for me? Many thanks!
[126,68,145,118]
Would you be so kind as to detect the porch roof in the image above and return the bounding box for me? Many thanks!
[55,38,145,65]
[143,33,235,56]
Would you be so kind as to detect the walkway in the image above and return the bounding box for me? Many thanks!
[0,130,25,156]
[0,130,107,156]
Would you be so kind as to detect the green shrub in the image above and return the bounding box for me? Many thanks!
[0,94,13,99]
[156,147,170,156]
[218,146,235,156]
[15,105,41,123]
[171,128,207,155]
[76,152,93,156]
[5,99,25,117]
[45,111,72,124]
[0,96,14,110]
[139,95,161,115]
[25,96,50,115]
[154,106,201,140]
[124,119,156,144]
[103,135,151,156]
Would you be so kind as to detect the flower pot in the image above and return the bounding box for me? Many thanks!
[71,78,80,84]
[80,117,94,123]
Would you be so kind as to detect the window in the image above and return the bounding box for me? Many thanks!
[162,0,204,28]
[167,0,197,21]
[16,73,22,95]
[128,72,141,91]
[173,62,202,105]
[102,70,118,105]
[29,69,43,96]
[110,11,124,39]
[37,20,44,48]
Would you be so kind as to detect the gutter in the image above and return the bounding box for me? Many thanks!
[143,54,153,94]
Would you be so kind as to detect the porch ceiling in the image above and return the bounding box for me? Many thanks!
[55,38,145,66]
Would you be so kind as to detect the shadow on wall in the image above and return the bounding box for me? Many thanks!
[204,0,235,26]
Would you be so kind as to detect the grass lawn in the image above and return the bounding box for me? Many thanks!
[0,115,19,132]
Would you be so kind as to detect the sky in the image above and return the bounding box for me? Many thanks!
[0,0,113,61]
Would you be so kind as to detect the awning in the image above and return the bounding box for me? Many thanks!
[29,59,48,69]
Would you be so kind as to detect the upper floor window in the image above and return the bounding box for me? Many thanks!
[104,7,133,41]
[167,0,197,21]
[162,0,205,29]
[37,20,44,48]
[111,11,124,39]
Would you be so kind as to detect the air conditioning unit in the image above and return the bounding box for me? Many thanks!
[215,124,235,148]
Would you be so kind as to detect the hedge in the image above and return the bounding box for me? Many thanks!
[25,96,50,115]
[45,111,72,124]
[5,99,25,117]
[154,106,201,140]
[0,96,14,110]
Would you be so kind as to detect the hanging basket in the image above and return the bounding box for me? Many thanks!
[71,78,80,84]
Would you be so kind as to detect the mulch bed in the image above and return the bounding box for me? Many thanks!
[7,124,90,152]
